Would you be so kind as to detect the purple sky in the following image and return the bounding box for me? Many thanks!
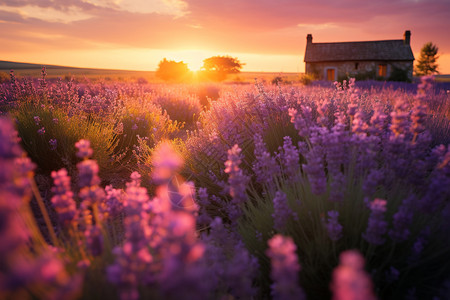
[0,0,449,72]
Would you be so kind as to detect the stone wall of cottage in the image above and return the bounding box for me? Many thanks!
[306,61,413,81]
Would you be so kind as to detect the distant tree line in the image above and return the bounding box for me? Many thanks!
[156,55,243,82]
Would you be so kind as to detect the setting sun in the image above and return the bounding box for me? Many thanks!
[161,50,215,71]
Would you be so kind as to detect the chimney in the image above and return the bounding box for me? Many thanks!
[403,30,411,45]
[307,34,313,45]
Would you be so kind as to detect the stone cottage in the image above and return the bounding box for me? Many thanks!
[304,31,415,81]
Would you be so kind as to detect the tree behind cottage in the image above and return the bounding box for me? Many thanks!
[415,42,439,76]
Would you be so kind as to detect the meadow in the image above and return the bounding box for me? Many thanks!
[1,68,450,300]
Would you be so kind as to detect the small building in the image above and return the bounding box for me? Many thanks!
[304,31,415,82]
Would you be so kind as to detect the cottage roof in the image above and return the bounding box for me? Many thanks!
[304,39,415,63]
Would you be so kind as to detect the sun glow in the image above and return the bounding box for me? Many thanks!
[162,50,217,71]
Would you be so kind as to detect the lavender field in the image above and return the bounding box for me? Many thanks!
[1,70,450,300]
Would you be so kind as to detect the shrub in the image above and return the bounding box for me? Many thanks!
[11,102,118,182]
[388,66,412,82]
[153,89,202,127]
[299,73,316,85]
[156,58,192,82]
[184,77,450,299]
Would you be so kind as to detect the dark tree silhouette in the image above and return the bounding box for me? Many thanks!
[156,58,191,81]
[415,42,439,76]
[201,56,244,81]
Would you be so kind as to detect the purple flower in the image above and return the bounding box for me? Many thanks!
[289,106,312,137]
[151,142,183,184]
[316,99,333,127]
[329,173,346,203]
[301,126,327,195]
[157,212,211,299]
[323,123,349,176]
[0,193,30,255]
[272,190,294,232]
[202,217,258,298]
[79,185,105,207]
[363,198,388,245]
[37,127,45,135]
[33,116,41,125]
[77,159,101,188]
[253,133,279,186]
[0,118,22,159]
[363,169,384,197]
[303,148,327,195]
[196,187,212,226]
[107,244,151,300]
[389,195,415,242]
[85,225,103,256]
[390,97,410,137]
[49,138,57,151]
[126,171,141,188]
[369,105,388,136]
[352,110,369,136]
[75,139,93,159]
[52,118,59,124]
[51,169,77,226]
[224,241,259,299]
[266,235,305,300]
[417,167,450,213]
[105,185,124,218]
[347,103,358,119]
[280,136,300,182]
[330,250,376,300]
[14,157,35,177]
[410,101,427,138]
[108,173,154,300]
[347,84,360,118]
[410,227,431,261]
[326,210,343,241]
[224,144,249,222]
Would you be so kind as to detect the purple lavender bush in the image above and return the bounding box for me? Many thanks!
[183,77,450,299]
[0,117,82,300]
[1,74,449,299]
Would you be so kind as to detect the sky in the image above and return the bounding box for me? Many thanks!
[0,0,449,73]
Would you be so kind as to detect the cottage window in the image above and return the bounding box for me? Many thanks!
[378,64,387,77]
[355,63,359,70]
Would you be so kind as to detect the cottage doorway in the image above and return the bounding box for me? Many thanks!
[325,68,336,81]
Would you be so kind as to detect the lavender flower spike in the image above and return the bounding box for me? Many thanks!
[224,144,249,221]
[389,195,415,242]
[363,198,388,245]
[272,190,294,232]
[75,139,93,159]
[326,210,343,242]
[330,250,376,300]
[266,235,305,300]
[253,133,279,186]
[51,168,77,226]
[151,142,184,184]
